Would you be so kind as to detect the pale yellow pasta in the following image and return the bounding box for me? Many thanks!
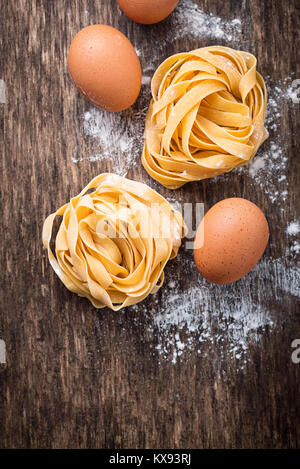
[142,46,268,189]
[42,173,187,310]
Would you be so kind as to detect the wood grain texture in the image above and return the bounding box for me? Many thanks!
[0,0,299,449]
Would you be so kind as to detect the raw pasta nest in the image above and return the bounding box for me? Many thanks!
[142,46,268,189]
[42,173,187,310]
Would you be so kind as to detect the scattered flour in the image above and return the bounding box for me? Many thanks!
[172,0,242,43]
[72,104,148,174]
[291,242,300,255]
[130,256,299,367]
[286,221,300,258]
[141,76,151,86]
[244,76,296,205]
[285,80,300,104]
[287,221,300,236]
[248,156,266,178]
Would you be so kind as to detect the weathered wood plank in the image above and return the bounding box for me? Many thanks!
[0,0,299,448]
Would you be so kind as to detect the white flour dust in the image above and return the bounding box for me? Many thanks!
[172,0,242,43]
[290,242,300,255]
[244,76,296,205]
[286,81,300,104]
[286,221,300,257]
[287,221,300,236]
[72,105,148,175]
[137,0,243,84]
[129,255,299,367]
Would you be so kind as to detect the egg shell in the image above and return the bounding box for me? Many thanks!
[68,25,142,112]
[117,0,178,25]
[194,198,269,284]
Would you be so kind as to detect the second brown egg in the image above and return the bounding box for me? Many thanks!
[117,0,178,24]
[194,198,269,285]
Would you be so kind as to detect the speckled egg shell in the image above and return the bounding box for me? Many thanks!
[117,0,178,25]
[68,25,142,112]
[194,198,269,284]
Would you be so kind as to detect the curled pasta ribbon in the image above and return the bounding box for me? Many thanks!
[142,46,268,189]
[42,173,187,310]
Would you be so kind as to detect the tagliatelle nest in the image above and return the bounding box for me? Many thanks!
[142,46,268,189]
[42,173,187,310]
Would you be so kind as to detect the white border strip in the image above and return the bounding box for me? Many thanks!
[0,80,6,104]
[0,339,6,364]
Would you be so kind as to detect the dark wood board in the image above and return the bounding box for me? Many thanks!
[0,0,299,449]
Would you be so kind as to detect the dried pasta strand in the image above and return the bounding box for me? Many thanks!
[142,46,268,189]
[42,173,187,311]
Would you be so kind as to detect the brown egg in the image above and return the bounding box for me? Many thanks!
[194,198,269,284]
[68,25,142,112]
[117,0,178,24]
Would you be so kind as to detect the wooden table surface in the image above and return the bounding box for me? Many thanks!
[0,0,299,449]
